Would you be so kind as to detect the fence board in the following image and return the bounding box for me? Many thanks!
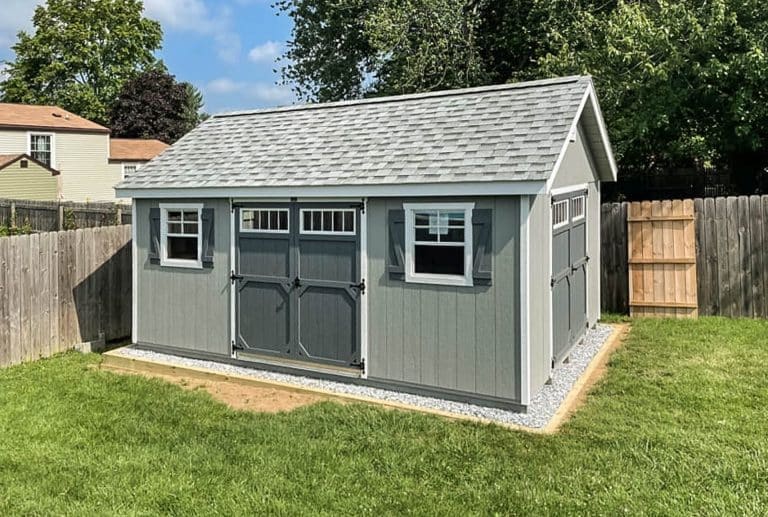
[0,225,132,368]
[0,198,131,232]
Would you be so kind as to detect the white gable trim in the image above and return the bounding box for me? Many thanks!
[116,180,547,199]
[546,83,618,193]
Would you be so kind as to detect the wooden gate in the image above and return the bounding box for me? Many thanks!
[628,200,698,317]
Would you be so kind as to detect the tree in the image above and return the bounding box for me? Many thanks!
[540,0,768,183]
[0,0,162,125]
[109,68,204,143]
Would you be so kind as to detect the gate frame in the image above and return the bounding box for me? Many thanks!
[228,197,369,377]
[548,183,590,367]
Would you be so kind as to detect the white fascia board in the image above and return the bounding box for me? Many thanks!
[115,180,547,199]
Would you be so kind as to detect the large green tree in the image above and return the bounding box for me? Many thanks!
[0,0,162,125]
[109,68,205,143]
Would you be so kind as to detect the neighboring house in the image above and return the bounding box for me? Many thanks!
[109,138,169,180]
[0,153,59,201]
[0,103,116,202]
[116,76,617,411]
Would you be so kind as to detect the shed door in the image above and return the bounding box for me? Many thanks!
[551,192,588,364]
[234,203,362,368]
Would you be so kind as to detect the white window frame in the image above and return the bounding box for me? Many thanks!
[403,202,474,287]
[121,163,140,180]
[552,199,569,230]
[27,132,55,168]
[240,208,290,234]
[300,208,356,235]
[571,195,586,222]
[159,203,203,269]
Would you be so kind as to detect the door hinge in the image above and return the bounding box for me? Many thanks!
[351,357,365,370]
[352,279,365,294]
[230,271,244,283]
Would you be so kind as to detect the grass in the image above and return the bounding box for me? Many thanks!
[0,318,767,515]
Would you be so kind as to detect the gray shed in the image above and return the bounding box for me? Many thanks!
[117,75,617,411]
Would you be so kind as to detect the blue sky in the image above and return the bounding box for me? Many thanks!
[0,0,295,114]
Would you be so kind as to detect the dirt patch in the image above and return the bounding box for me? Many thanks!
[108,367,330,413]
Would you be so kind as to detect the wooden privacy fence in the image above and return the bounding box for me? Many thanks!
[0,198,132,232]
[602,195,768,318]
[627,200,697,317]
[0,225,132,368]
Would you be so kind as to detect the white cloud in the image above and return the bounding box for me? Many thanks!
[248,41,281,64]
[205,77,295,107]
[143,0,241,63]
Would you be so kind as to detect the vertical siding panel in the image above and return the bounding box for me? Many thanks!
[437,288,458,390]
[419,287,438,387]
[455,285,476,393]
[367,199,387,376]
[402,285,421,383]
[385,201,404,381]
[494,198,517,399]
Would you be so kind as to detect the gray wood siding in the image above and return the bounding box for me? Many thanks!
[135,198,230,355]
[367,197,521,402]
[527,193,552,396]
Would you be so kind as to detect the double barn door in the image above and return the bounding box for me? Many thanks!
[233,203,363,368]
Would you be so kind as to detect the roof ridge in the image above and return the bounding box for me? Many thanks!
[213,75,591,119]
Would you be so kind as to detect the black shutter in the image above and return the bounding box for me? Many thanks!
[388,209,405,280]
[472,209,493,285]
[148,207,161,264]
[201,208,215,268]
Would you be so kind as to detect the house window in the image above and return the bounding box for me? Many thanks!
[160,204,202,268]
[241,208,289,233]
[122,163,138,179]
[300,209,355,234]
[403,203,474,287]
[552,199,569,229]
[29,133,53,166]
[571,195,585,221]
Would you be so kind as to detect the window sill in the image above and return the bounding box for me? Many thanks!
[405,273,473,287]
[160,259,203,270]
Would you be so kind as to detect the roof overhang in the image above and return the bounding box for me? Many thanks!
[547,81,618,191]
[115,180,547,199]
[0,124,110,134]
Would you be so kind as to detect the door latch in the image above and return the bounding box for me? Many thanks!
[230,271,244,283]
[352,279,366,294]
[293,276,302,288]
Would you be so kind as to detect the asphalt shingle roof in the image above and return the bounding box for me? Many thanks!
[118,76,592,191]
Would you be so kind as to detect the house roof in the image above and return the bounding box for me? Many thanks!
[0,103,110,133]
[0,153,60,175]
[117,76,617,194]
[110,138,169,161]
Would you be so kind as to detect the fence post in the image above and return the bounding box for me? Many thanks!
[10,201,15,227]
[116,206,122,226]
[58,204,64,231]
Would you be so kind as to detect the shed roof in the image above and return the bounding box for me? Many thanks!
[117,76,616,193]
[0,103,109,133]
[110,138,169,161]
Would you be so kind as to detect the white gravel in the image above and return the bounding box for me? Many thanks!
[113,324,615,429]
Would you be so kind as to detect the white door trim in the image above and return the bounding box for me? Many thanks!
[230,199,237,358]
[131,199,138,344]
[360,198,369,378]
[519,196,531,406]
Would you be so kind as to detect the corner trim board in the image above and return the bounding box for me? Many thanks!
[519,195,531,406]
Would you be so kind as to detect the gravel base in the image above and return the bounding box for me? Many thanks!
[113,324,615,429]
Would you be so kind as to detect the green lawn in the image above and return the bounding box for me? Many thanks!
[0,318,766,515]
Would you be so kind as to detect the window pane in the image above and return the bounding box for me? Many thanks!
[443,227,464,242]
[168,211,182,221]
[312,211,321,231]
[260,210,269,230]
[242,210,255,230]
[279,210,288,230]
[168,236,197,260]
[183,211,198,222]
[415,227,437,242]
[333,211,343,231]
[414,212,433,226]
[414,245,464,275]
[168,223,182,234]
[183,222,198,235]
[447,212,464,226]
[268,210,277,229]
[303,211,312,231]
[343,211,354,232]
[322,211,332,231]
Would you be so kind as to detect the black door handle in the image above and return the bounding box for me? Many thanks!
[293,276,302,288]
